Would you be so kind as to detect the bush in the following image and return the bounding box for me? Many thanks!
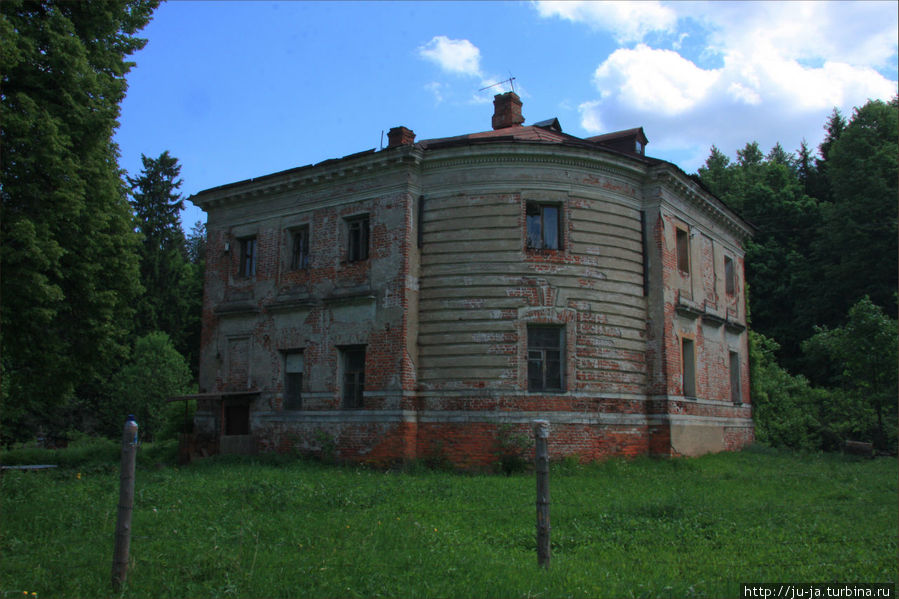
[802,297,898,451]
[750,331,822,450]
[105,331,193,441]
[492,423,533,474]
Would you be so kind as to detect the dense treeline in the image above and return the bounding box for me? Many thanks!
[0,0,201,443]
[1,3,895,451]
[699,97,898,451]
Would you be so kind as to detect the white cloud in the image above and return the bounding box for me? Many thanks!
[418,36,483,77]
[535,0,676,43]
[538,1,898,171]
[691,1,899,70]
[592,45,719,115]
[578,100,605,132]
[424,81,445,104]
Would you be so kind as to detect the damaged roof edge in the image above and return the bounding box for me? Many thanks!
[189,147,380,206]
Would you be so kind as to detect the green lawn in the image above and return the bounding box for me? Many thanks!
[1,446,896,598]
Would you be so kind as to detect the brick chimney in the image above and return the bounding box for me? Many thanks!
[492,91,524,130]
[387,126,415,148]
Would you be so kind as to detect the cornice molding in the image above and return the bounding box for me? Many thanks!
[421,142,647,181]
[650,166,753,241]
[191,147,423,211]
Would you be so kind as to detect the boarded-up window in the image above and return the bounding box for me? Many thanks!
[342,347,366,409]
[291,227,310,270]
[676,227,690,274]
[528,325,564,392]
[228,338,249,388]
[729,351,742,404]
[526,202,561,250]
[346,216,369,262]
[724,255,736,296]
[284,352,303,410]
[239,237,257,277]
[682,337,696,397]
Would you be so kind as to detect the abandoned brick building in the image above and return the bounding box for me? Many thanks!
[188,92,753,466]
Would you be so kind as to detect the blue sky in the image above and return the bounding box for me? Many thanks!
[114,1,899,229]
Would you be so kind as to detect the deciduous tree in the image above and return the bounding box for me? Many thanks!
[0,0,158,442]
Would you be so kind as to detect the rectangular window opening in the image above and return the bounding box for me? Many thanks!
[526,202,561,250]
[342,346,366,409]
[284,352,304,410]
[290,226,310,270]
[346,216,369,262]
[239,237,257,278]
[682,337,696,397]
[676,227,690,274]
[724,256,735,296]
[729,351,742,404]
[527,325,564,392]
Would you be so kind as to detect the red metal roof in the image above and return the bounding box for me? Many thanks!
[418,124,570,148]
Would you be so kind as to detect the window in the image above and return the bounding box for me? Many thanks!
[729,351,742,404]
[526,202,561,250]
[342,347,366,409]
[724,256,735,296]
[290,226,310,270]
[284,352,303,410]
[528,326,564,392]
[346,216,369,262]
[239,237,257,277]
[682,337,696,397]
[676,227,690,274]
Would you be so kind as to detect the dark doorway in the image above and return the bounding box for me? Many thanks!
[224,404,249,436]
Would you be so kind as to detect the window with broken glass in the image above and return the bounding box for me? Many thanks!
[290,226,310,270]
[724,255,736,296]
[682,337,696,397]
[346,216,369,262]
[528,325,564,392]
[342,347,366,409]
[239,236,257,277]
[284,352,303,410]
[676,227,690,274]
[526,202,561,250]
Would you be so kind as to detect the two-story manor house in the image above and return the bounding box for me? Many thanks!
[188,92,754,466]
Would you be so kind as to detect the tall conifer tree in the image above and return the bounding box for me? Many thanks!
[128,151,199,366]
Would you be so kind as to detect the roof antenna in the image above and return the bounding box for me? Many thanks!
[479,75,516,94]
[379,130,384,150]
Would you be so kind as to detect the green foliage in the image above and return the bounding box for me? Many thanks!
[128,152,204,373]
[492,423,534,474]
[749,331,822,450]
[0,0,158,442]
[312,428,338,464]
[803,297,899,450]
[105,332,193,442]
[1,451,895,597]
[698,97,898,390]
[811,98,899,328]
[0,436,177,471]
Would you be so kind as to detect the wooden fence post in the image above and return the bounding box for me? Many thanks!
[112,415,138,592]
[533,419,550,569]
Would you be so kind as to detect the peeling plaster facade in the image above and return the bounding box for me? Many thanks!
[189,93,754,466]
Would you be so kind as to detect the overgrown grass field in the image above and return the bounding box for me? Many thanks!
[1,444,896,598]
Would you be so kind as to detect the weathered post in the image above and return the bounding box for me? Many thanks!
[533,419,550,569]
[112,415,138,592]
